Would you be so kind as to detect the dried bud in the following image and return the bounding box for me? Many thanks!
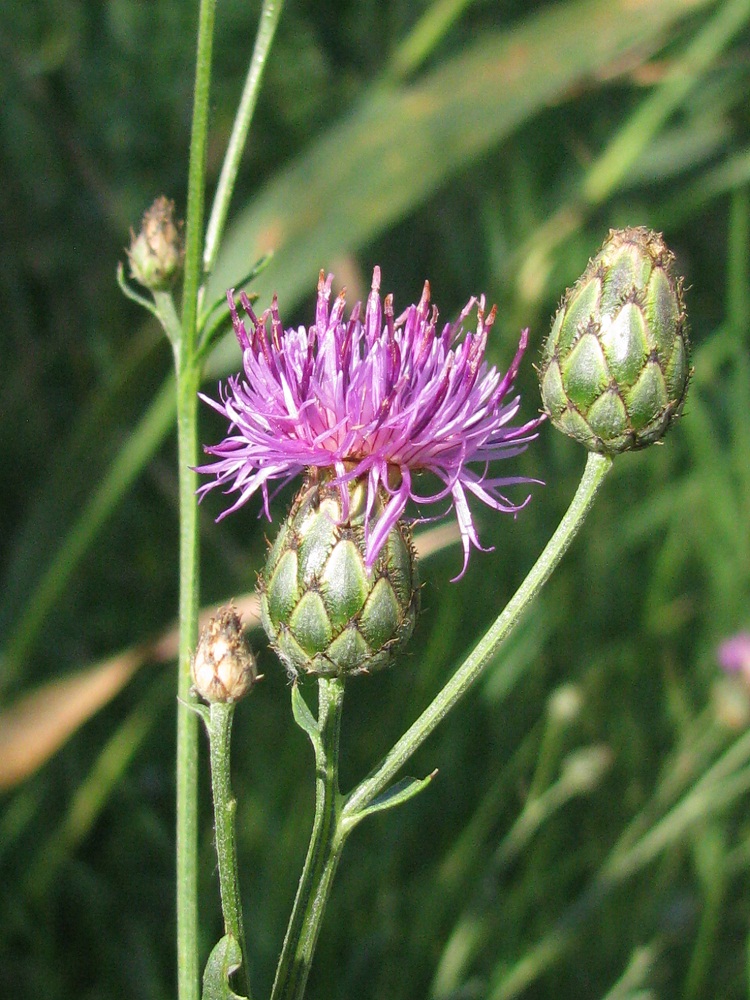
[192,605,257,703]
[127,196,184,291]
[539,227,690,454]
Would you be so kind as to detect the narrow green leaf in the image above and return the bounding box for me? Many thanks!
[201,935,246,1000]
[291,683,319,744]
[345,772,437,829]
[188,700,211,729]
[198,251,273,352]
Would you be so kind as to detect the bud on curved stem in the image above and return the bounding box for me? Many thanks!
[127,196,185,292]
[192,607,259,1000]
[540,227,690,454]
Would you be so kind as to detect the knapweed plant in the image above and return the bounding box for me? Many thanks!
[188,227,689,1000]
[102,0,706,990]
[122,33,693,978]
[9,1,750,998]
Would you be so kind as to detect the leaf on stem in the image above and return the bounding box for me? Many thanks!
[201,934,247,1000]
[186,699,211,729]
[291,682,320,745]
[116,262,161,320]
[344,771,438,830]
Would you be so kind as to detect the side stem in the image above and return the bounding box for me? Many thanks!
[208,702,253,1000]
[271,678,347,1000]
[343,450,613,822]
[203,0,285,280]
[270,452,610,999]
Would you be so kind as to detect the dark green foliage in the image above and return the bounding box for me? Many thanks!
[2,1,750,999]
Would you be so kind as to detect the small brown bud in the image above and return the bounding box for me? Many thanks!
[127,196,185,291]
[192,605,257,703]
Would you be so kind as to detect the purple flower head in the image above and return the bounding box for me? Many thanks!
[718,632,750,678]
[197,268,543,579]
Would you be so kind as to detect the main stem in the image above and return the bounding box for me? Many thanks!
[175,360,202,1000]
[271,678,347,1000]
[177,0,216,995]
[209,703,253,1000]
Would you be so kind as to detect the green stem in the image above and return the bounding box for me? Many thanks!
[181,0,216,361]
[177,0,217,997]
[208,703,253,1000]
[176,360,202,1000]
[203,0,285,283]
[343,450,613,823]
[271,678,346,1000]
[153,290,184,348]
[270,451,610,1000]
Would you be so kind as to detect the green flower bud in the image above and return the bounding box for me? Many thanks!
[192,605,258,703]
[539,227,690,454]
[127,196,185,291]
[260,472,420,678]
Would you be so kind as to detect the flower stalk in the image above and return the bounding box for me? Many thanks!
[267,452,611,998]
[206,702,253,1000]
[271,677,345,1000]
[176,0,218,997]
[176,359,203,1000]
[342,450,612,823]
[271,678,347,1000]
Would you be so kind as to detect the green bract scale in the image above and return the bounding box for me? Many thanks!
[260,473,420,677]
[539,227,690,454]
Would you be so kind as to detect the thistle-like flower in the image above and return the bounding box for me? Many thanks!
[198,268,541,675]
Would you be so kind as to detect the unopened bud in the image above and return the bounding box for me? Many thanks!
[547,684,583,724]
[540,227,690,454]
[559,744,613,794]
[127,196,184,291]
[192,605,257,703]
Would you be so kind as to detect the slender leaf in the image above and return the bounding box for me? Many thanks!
[201,935,247,1000]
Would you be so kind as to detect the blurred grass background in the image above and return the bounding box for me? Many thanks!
[1,0,750,998]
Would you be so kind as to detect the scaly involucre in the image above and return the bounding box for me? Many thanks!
[198,267,542,578]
